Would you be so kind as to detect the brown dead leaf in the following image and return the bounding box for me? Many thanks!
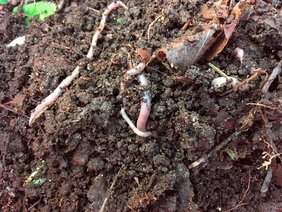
[156,0,249,69]
[173,76,195,84]
[136,48,151,63]
[9,93,26,108]
[214,0,231,19]
[200,4,217,20]
[158,27,219,71]
[205,0,248,61]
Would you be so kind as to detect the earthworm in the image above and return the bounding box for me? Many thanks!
[120,108,152,137]
[29,66,81,125]
[120,62,146,91]
[87,1,128,59]
[29,1,127,125]
[136,73,151,131]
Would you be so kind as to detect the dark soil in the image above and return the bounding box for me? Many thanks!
[1,0,282,211]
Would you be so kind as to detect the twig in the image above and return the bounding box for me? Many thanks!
[0,103,29,119]
[246,102,277,110]
[98,166,124,212]
[28,198,41,211]
[262,60,282,93]
[87,7,101,14]
[189,131,241,169]
[235,68,266,90]
[227,170,251,211]
[147,14,163,40]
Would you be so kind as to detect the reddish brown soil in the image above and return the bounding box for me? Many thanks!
[0,0,282,211]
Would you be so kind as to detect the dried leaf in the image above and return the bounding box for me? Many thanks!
[205,0,248,60]
[156,0,249,69]
[136,48,151,63]
[159,27,219,71]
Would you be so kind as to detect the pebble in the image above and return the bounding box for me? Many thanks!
[87,157,105,172]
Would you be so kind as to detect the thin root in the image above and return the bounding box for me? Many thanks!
[147,14,164,41]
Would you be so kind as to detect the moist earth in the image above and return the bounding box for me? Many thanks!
[0,0,282,211]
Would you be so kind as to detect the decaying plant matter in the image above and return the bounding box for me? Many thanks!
[29,0,252,135]
[155,0,250,70]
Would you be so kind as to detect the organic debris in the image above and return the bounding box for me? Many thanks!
[6,35,26,47]
[208,62,239,88]
[12,1,57,23]
[1,0,282,210]
[156,0,250,70]
[262,60,282,93]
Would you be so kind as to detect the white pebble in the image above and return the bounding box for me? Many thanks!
[211,76,238,88]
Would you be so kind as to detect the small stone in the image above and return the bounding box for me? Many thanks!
[153,154,170,168]
[71,142,91,166]
[127,144,138,153]
[87,157,105,172]
[72,152,89,166]
[106,33,114,40]
[87,174,106,205]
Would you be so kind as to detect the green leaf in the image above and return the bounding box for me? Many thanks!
[32,178,47,186]
[226,149,238,160]
[116,18,124,25]
[0,0,8,5]
[12,1,56,22]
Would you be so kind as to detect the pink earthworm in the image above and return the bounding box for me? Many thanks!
[29,1,127,125]
[29,66,81,125]
[120,108,152,137]
[87,1,128,59]
[136,73,151,131]
[120,73,152,137]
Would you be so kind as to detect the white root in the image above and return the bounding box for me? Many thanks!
[120,108,152,137]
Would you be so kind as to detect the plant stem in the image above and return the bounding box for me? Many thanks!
[208,62,228,78]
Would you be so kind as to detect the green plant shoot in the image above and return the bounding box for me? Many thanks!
[226,149,238,160]
[116,18,124,25]
[0,0,8,5]
[12,1,57,23]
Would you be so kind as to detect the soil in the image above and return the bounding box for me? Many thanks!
[1,0,282,211]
